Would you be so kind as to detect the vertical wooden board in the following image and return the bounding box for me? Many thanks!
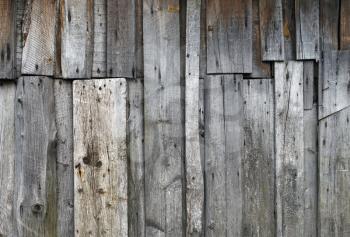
[107,0,136,78]
[295,0,319,60]
[241,79,275,237]
[73,79,128,237]
[206,0,252,73]
[340,0,350,49]
[16,0,25,78]
[135,0,143,78]
[21,0,56,75]
[0,0,15,79]
[319,107,350,237]
[54,80,74,237]
[259,0,284,61]
[128,78,145,237]
[0,82,16,236]
[275,62,304,237]
[60,0,93,78]
[282,0,296,60]
[199,0,206,79]
[143,0,184,235]
[320,0,339,51]
[14,76,57,237]
[303,61,314,110]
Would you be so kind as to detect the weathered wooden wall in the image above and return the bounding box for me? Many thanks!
[0,0,349,236]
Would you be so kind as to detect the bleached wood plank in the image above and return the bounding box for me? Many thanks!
[340,0,350,49]
[320,0,339,51]
[73,79,127,237]
[199,0,206,79]
[303,61,314,110]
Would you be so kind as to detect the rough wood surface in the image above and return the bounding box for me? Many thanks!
[199,0,206,79]
[275,62,304,237]
[206,0,252,73]
[319,107,350,237]
[282,0,296,60]
[73,79,128,237]
[319,0,339,51]
[135,0,143,78]
[295,0,319,60]
[16,0,25,78]
[303,61,314,110]
[340,0,350,49]
[14,76,57,237]
[259,0,284,61]
[21,0,56,75]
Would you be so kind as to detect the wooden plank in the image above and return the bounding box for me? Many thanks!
[199,0,206,79]
[73,79,127,236]
[303,61,314,110]
[107,0,136,78]
[60,0,93,78]
[21,0,56,75]
[206,0,252,73]
[241,79,275,237]
[135,0,143,78]
[340,0,350,49]
[259,0,284,61]
[14,76,57,236]
[275,62,304,237]
[128,78,145,237]
[185,0,203,236]
[54,80,74,237]
[319,107,350,237]
[295,0,319,60]
[320,0,339,51]
[282,0,296,60]
[16,0,25,78]
[143,0,184,235]
[0,0,15,79]
[0,82,16,236]
[319,50,350,119]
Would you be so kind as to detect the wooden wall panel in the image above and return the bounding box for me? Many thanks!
[340,0,350,49]
[282,0,296,60]
[303,61,314,110]
[320,0,339,51]
[15,0,25,78]
[73,79,127,236]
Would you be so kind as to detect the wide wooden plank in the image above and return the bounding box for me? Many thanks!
[275,62,304,237]
[241,79,275,237]
[303,61,314,110]
[107,0,136,78]
[320,0,339,51]
[340,0,350,49]
[73,79,127,237]
[295,0,319,60]
[60,0,93,78]
[319,107,350,236]
[207,0,252,73]
[21,0,56,75]
[0,82,16,236]
[0,0,15,79]
[143,0,184,235]
[14,76,57,236]
[282,0,296,60]
[259,0,284,61]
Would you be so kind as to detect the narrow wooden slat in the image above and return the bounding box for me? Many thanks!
[73,79,127,237]
[60,0,93,78]
[14,76,57,236]
[319,107,350,236]
[135,0,143,78]
[107,0,136,78]
[199,0,206,79]
[320,0,339,51]
[340,0,350,49]
[0,0,15,79]
[295,0,319,60]
[207,0,252,73]
[275,62,304,236]
[21,0,56,75]
[16,0,25,78]
[241,79,275,237]
[303,61,314,110]
[259,0,284,61]
[0,82,16,236]
[282,0,296,60]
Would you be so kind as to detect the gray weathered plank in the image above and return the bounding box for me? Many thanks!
[199,0,206,79]
[319,107,350,237]
[73,79,127,237]
[207,0,252,73]
[21,0,56,75]
[128,78,145,237]
[14,76,57,237]
[303,61,314,110]
[0,82,16,236]
[54,80,74,237]
[295,0,319,60]
[319,0,339,51]
[0,0,15,79]
[282,0,296,60]
[60,0,93,78]
[16,0,25,78]
[135,0,143,78]
[241,79,275,237]
[275,62,304,237]
[340,0,350,50]
[259,0,284,61]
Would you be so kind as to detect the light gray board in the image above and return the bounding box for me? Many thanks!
[15,0,25,78]
[206,0,252,73]
[319,0,339,51]
[319,107,350,237]
[199,0,206,79]
[303,61,314,110]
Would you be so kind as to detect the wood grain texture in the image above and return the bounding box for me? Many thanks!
[320,0,339,51]
[60,0,93,78]
[0,82,16,236]
[295,0,319,60]
[207,0,252,73]
[14,76,57,237]
[135,0,144,78]
[259,0,284,61]
[319,107,350,237]
[0,0,15,79]
[143,0,184,235]
[275,62,304,237]
[340,0,350,49]
[282,0,296,60]
[199,0,206,79]
[303,61,314,110]
[73,79,127,237]
[21,0,56,75]
[16,0,25,78]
